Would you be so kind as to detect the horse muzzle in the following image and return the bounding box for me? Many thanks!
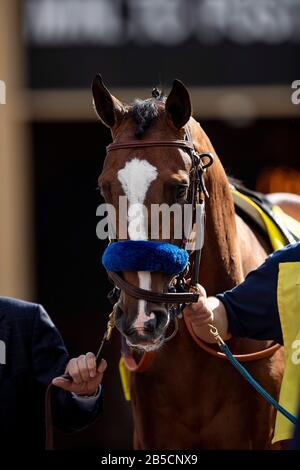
[114,303,169,351]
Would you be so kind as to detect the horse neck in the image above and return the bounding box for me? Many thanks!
[200,159,244,295]
[192,126,244,295]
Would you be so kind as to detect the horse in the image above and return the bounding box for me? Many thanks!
[93,75,285,449]
[267,193,300,222]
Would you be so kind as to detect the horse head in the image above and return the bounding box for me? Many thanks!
[93,75,217,352]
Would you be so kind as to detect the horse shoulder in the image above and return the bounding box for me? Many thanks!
[235,214,270,276]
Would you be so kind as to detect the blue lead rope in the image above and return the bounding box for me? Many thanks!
[219,342,298,425]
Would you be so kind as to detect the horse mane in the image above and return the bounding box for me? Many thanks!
[131,88,165,138]
[189,121,245,293]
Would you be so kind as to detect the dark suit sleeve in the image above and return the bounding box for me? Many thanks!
[215,243,300,345]
[31,304,102,431]
[216,255,283,344]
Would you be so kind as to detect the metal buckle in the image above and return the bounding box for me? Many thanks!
[199,152,214,170]
[189,283,202,294]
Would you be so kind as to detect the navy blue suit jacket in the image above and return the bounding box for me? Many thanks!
[0,297,102,449]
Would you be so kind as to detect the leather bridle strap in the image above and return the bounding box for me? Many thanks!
[184,314,281,362]
[106,135,212,305]
[108,272,199,304]
[106,140,195,152]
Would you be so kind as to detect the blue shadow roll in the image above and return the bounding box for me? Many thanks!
[102,241,189,275]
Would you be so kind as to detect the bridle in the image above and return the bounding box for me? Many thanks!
[100,126,282,373]
[105,129,214,308]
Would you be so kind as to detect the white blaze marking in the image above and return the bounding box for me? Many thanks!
[118,158,157,328]
[0,340,6,364]
[134,272,155,329]
[118,158,157,240]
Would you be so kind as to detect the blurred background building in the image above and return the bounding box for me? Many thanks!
[0,0,300,448]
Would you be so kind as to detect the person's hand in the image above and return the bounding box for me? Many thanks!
[183,284,230,343]
[52,353,107,396]
[183,283,214,329]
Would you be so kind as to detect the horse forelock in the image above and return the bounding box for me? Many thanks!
[131,96,165,138]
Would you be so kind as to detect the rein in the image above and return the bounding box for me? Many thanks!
[184,314,281,361]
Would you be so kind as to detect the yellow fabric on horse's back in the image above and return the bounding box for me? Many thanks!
[272,205,300,241]
[232,189,286,250]
[232,188,300,249]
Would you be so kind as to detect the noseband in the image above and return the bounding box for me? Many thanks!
[105,131,214,307]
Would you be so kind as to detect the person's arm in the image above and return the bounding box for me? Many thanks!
[50,354,107,432]
[31,304,105,431]
[184,252,283,345]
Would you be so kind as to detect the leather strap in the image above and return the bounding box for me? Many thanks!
[45,383,54,449]
[107,140,194,152]
[121,317,281,375]
[122,352,156,372]
[108,272,199,303]
[184,314,281,362]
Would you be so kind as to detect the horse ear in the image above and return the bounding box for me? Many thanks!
[165,79,192,130]
[92,74,125,128]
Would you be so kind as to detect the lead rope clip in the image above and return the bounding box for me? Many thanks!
[95,303,117,366]
[106,303,117,341]
[207,323,226,347]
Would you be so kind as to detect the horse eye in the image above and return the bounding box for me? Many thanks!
[176,185,188,202]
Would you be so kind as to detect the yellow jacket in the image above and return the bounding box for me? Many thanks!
[273,261,300,442]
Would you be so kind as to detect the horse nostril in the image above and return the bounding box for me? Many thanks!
[144,309,167,332]
[144,315,157,333]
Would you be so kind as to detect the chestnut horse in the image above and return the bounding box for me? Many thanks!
[93,76,285,449]
[267,193,300,222]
